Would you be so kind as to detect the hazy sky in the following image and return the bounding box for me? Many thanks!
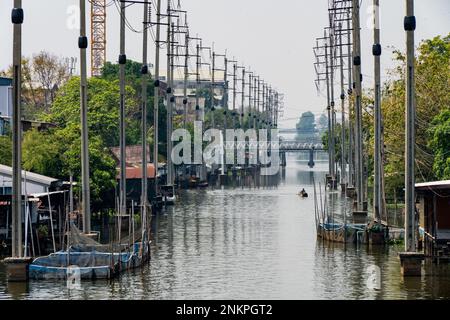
[0,0,449,129]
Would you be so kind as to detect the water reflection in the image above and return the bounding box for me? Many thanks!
[0,154,449,299]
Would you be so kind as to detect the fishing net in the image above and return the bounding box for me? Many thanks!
[67,222,145,253]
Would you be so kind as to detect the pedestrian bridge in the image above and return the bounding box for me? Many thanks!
[279,140,325,152]
[278,140,326,168]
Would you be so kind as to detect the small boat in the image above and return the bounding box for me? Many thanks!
[161,185,176,205]
[298,190,308,198]
[29,241,149,280]
[198,181,209,188]
[317,222,366,244]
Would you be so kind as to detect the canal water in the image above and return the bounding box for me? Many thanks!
[1,154,450,300]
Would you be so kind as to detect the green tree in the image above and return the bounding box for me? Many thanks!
[22,130,62,178]
[428,109,450,180]
[0,136,12,166]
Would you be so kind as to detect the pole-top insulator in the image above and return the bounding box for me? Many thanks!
[404,16,416,31]
[372,44,382,56]
[11,8,24,24]
[118,54,127,65]
[78,36,88,50]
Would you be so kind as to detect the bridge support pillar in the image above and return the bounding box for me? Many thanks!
[280,152,287,167]
[308,148,315,168]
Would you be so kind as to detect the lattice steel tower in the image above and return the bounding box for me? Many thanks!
[90,0,107,77]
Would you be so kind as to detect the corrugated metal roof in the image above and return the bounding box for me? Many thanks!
[415,180,450,190]
[116,164,156,179]
[0,164,58,186]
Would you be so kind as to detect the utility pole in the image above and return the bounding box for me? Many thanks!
[11,0,23,257]
[167,21,176,186]
[339,24,346,189]
[183,31,189,130]
[119,0,127,217]
[257,79,261,130]
[262,82,266,129]
[346,10,354,188]
[405,0,416,252]
[241,68,246,128]
[329,29,336,187]
[153,0,162,198]
[324,30,333,180]
[373,0,382,222]
[232,63,237,130]
[80,0,91,233]
[165,1,173,187]
[352,0,364,211]
[195,43,201,121]
[253,76,258,130]
[222,56,228,175]
[210,52,216,128]
[141,0,149,216]
[248,72,253,130]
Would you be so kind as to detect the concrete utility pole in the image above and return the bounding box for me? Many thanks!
[80,0,91,233]
[11,0,23,257]
[153,0,162,198]
[210,52,216,128]
[119,0,127,216]
[352,0,364,211]
[262,82,266,129]
[338,24,346,188]
[373,0,382,222]
[141,0,149,215]
[346,10,354,188]
[165,3,173,186]
[166,21,176,186]
[248,72,253,130]
[257,79,261,129]
[241,68,245,128]
[232,63,237,130]
[195,43,201,121]
[253,76,258,130]
[183,31,189,130]
[324,30,333,180]
[404,0,416,252]
[220,55,230,176]
[329,29,336,186]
